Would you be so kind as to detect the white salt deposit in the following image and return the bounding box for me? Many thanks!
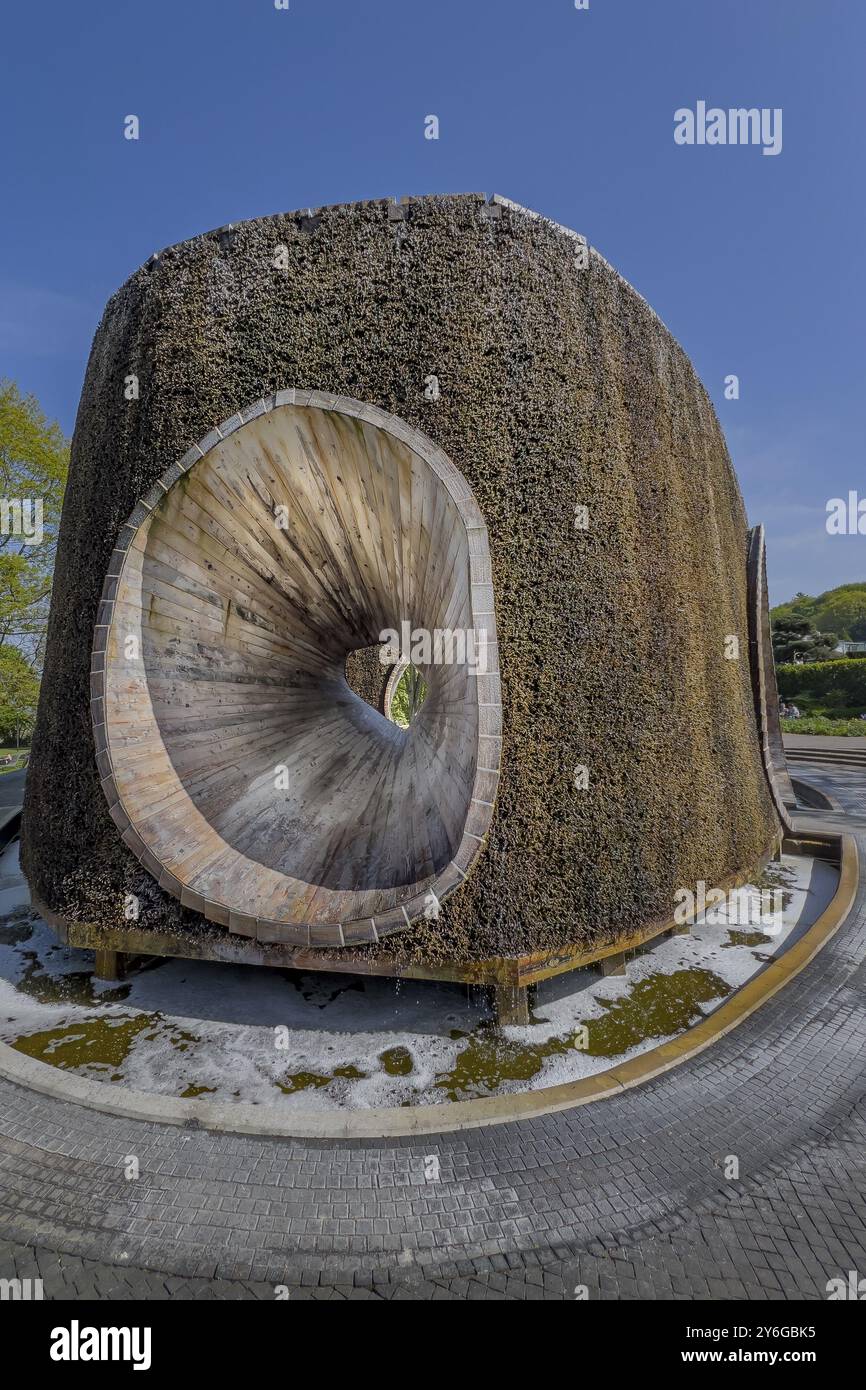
[0,839,837,1110]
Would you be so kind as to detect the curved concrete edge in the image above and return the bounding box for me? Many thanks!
[790,777,837,811]
[0,834,857,1141]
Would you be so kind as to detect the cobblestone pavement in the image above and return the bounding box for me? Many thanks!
[1,762,864,1301]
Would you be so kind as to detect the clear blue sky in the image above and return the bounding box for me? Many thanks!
[1,0,863,604]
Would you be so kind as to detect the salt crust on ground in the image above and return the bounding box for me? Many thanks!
[0,842,836,1109]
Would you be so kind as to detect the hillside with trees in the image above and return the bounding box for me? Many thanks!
[770,583,866,641]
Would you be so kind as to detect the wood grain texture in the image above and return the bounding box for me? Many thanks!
[92,392,500,946]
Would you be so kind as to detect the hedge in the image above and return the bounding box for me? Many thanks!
[777,658,866,709]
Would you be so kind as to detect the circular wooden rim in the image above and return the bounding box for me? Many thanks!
[90,389,502,947]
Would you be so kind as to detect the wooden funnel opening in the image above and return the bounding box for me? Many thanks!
[92,393,501,946]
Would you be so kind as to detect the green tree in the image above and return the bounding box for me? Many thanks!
[0,645,40,747]
[771,616,839,664]
[0,380,69,666]
[388,665,428,728]
[771,582,866,640]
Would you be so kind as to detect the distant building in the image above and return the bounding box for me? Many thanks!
[836,641,866,654]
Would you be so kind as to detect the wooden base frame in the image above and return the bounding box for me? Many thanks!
[35,831,782,1027]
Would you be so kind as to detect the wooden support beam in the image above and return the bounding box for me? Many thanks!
[493,982,529,1027]
[93,948,123,982]
[39,832,779,1000]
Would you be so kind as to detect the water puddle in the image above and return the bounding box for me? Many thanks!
[169,1027,199,1052]
[14,951,131,1006]
[9,1011,203,1081]
[274,1062,368,1096]
[584,968,731,1052]
[0,920,34,947]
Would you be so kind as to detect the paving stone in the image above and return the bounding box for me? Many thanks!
[0,765,864,1299]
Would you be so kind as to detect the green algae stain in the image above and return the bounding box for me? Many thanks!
[379,1045,413,1076]
[273,1062,368,1096]
[435,969,733,1100]
[276,1071,332,1095]
[753,861,797,911]
[169,1027,200,1053]
[434,1031,554,1099]
[724,929,773,948]
[9,1014,154,1071]
[583,969,731,1055]
[180,1083,217,1098]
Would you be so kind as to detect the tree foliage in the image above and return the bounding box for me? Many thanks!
[777,657,866,715]
[770,582,866,641]
[388,665,428,729]
[0,645,40,745]
[771,616,838,665]
[0,380,68,665]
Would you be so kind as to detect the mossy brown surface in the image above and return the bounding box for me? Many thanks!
[344,645,389,714]
[22,194,776,963]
